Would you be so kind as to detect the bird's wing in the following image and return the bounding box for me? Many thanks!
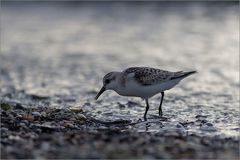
[123,67,177,86]
[170,71,196,80]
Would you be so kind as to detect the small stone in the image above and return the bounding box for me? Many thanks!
[98,126,108,130]
[29,94,49,100]
[32,112,41,117]
[195,115,207,119]
[9,135,20,140]
[51,108,61,112]
[64,122,74,128]
[176,124,184,128]
[1,127,8,132]
[62,97,76,102]
[70,106,83,113]
[206,122,213,126]
[22,114,34,121]
[69,117,77,121]
[21,120,29,125]
[19,122,26,127]
[32,123,64,131]
[76,113,86,120]
[15,114,23,120]
[201,119,208,124]
[41,112,47,117]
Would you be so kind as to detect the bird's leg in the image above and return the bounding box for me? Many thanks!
[144,99,149,121]
[159,92,164,117]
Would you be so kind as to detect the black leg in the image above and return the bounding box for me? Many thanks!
[159,92,164,117]
[144,99,149,121]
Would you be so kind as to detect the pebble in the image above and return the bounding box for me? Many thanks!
[176,124,184,128]
[32,112,41,117]
[62,97,76,102]
[23,114,34,121]
[8,135,20,140]
[201,119,208,124]
[29,94,49,100]
[1,127,8,132]
[70,107,83,113]
[69,117,77,121]
[64,122,74,128]
[41,112,47,117]
[195,115,207,119]
[76,113,87,120]
[206,122,213,126]
[21,120,29,125]
[16,114,23,120]
[19,122,26,127]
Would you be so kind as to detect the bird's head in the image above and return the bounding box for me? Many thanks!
[95,72,119,100]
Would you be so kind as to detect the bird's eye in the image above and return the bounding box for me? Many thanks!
[105,79,110,84]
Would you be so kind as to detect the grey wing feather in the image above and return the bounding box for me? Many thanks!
[124,67,174,85]
[170,71,196,80]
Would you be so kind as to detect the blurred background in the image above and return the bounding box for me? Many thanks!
[1,1,239,159]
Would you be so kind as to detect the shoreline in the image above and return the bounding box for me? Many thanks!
[1,103,239,159]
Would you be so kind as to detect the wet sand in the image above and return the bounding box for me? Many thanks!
[1,2,239,159]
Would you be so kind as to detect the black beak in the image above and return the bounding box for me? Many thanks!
[95,86,106,100]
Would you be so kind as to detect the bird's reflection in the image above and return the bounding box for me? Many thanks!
[145,121,150,131]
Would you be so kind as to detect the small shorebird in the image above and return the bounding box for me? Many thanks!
[95,67,196,121]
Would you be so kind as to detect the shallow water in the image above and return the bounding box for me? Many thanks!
[1,2,239,138]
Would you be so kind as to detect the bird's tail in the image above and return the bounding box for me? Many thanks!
[171,71,197,80]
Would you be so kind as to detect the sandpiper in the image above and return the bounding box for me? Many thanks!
[95,67,196,121]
